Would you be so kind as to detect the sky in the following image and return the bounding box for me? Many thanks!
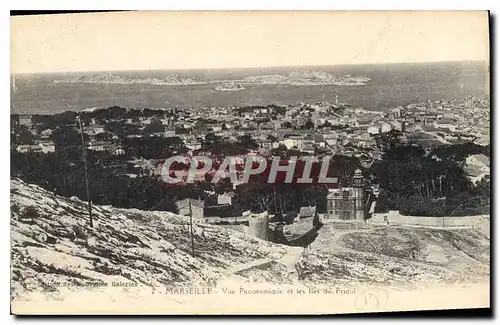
[11,11,490,74]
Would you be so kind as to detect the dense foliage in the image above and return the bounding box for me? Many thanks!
[369,142,490,216]
[10,104,490,218]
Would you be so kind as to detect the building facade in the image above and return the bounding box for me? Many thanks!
[325,169,365,221]
[19,114,33,127]
[175,198,205,221]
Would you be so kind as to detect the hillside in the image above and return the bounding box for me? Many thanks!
[300,222,490,289]
[11,179,490,308]
[10,179,289,301]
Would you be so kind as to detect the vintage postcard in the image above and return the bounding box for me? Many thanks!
[10,11,490,315]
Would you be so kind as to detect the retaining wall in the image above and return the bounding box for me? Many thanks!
[370,210,489,228]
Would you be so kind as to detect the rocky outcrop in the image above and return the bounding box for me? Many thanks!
[10,179,288,300]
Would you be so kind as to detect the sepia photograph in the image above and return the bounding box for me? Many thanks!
[9,10,490,315]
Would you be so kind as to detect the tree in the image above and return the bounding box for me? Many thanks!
[430,142,490,162]
[374,129,404,150]
[51,125,83,151]
[286,148,302,158]
[12,125,35,146]
[143,119,164,136]
[271,144,287,158]
[94,131,114,142]
[106,122,127,139]
[237,135,258,151]
[374,189,390,213]
[302,119,315,130]
[204,133,221,143]
[382,144,425,161]
[369,144,479,216]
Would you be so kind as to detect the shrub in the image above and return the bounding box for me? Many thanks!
[22,205,40,219]
[398,195,490,217]
[398,196,447,216]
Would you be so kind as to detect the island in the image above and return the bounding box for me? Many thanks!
[53,73,208,86]
[239,71,371,86]
[52,70,370,87]
[215,82,245,92]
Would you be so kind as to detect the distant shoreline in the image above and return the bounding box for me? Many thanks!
[51,71,372,87]
[11,61,488,115]
[11,60,487,76]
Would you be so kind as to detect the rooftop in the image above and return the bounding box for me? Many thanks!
[175,198,205,210]
[299,206,316,218]
[468,154,490,167]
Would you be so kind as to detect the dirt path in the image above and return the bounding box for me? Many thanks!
[224,246,305,284]
[225,258,274,276]
[420,130,451,144]
[277,246,305,284]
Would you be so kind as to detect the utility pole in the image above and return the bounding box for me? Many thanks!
[77,115,93,228]
[274,187,278,218]
[188,199,195,257]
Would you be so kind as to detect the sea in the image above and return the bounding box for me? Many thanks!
[11,61,489,115]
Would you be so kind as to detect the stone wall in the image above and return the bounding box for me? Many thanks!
[369,210,489,228]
